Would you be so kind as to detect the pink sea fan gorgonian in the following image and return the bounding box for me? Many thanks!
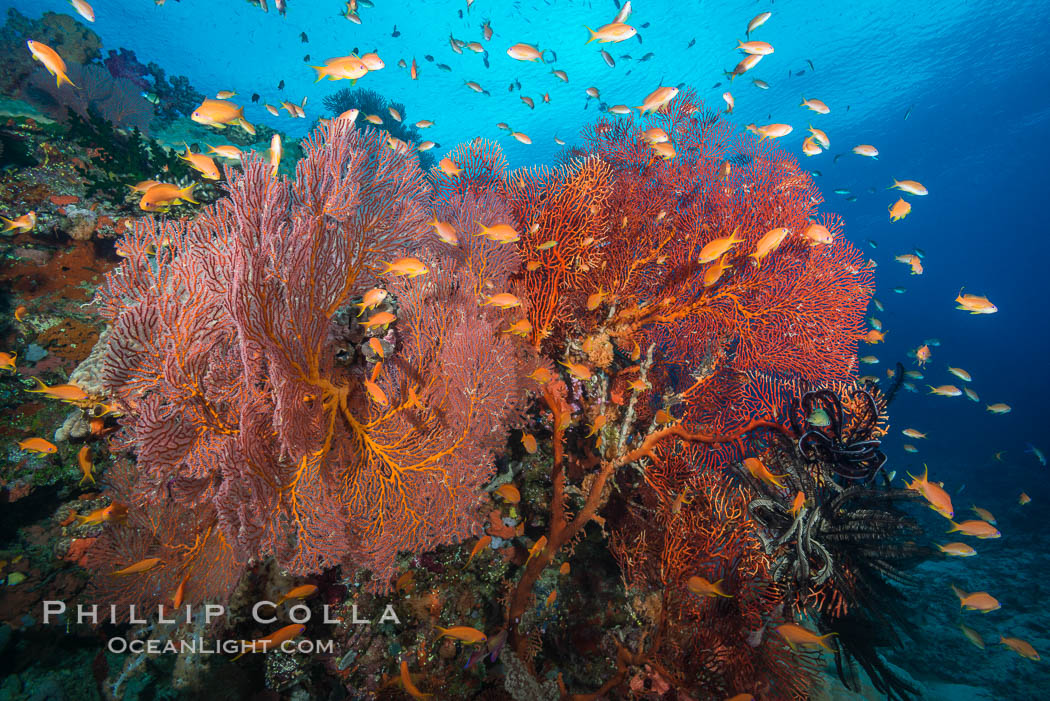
[87,121,534,611]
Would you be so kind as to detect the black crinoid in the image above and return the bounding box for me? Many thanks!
[788,385,887,482]
[738,382,935,701]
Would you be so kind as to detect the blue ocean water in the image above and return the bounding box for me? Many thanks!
[3,0,1049,696]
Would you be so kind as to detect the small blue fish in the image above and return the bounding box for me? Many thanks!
[892,287,906,294]
[873,298,884,311]
[923,338,941,347]
[1026,443,1047,466]
[866,239,878,249]
[833,189,850,196]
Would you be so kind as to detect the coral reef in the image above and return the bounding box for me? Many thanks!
[21,63,154,133]
[322,87,437,170]
[0,9,102,97]
[0,87,954,700]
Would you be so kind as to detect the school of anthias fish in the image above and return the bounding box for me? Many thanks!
[3,0,1042,689]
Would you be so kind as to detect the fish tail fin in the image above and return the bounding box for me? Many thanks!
[179,183,198,204]
[818,632,838,651]
[0,216,15,231]
[947,520,961,533]
[57,71,77,89]
[724,70,736,82]
[434,626,449,639]
[25,375,49,393]
[584,25,598,44]
[311,66,328,82]
[951,583,968,603]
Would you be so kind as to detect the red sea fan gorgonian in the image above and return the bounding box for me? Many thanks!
[86,121,535,612]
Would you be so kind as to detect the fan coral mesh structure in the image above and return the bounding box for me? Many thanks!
[88,121,533,611]
[75,88,928,700]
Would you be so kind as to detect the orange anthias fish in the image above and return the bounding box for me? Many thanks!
[434,626,487,644]
[521,432,538,453]
[464,535,492,569]
[19,437,58,454]
[275,584,318,606]
[889,198,911,221]
[482,293,522,309]
[76,502,128,525]
[26,41,76,88]
[750,123,792,142]
[948,519,1001,539]
[400,659,432,699]
[477,223,520,243]
[586,414,607,437]
[363,379,387,406]
[951,584,1000,613]
[70,0,95,22]
[915,344,931,367]
[955,289,998,314]
[686,575,733,598]
[527,367,554,384]
[701,255,734,287]
[268,134,282,178]
[776,623,836,651]
[638,86,679,114]
[379,258,428,278]
[802,223,834,246]
[503,319,532,337]
[494,484,521,504]
[743,457,786,488]
[698,228,744,263]
[937,542,976,557]
[1,211,37,233]
[526,535,547,564]
[234,623,306,660]
[112,557,163,576]
[368,337,385,358]
[362,311,396,330]
[77,445,94,485]
[191,99,253,133]
[971,505,996,524]
[1001,636,1040,661]
[25,377,89,401]
[750,227,789,266]
[429,219,458,245]
[560,361,592,381]
[585,22,637,44]
[172,572,190,608]
[179,146,220,180]
[905,465,954,518]
[507,42,543,61]
[789,491,806,518]
[0,351,16,373]
[355,288,388,315]
[140,183,197,212]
